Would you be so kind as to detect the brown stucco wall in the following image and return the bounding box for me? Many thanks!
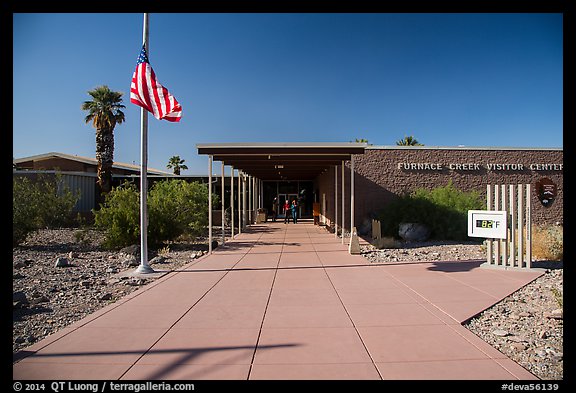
[317,147,563,234]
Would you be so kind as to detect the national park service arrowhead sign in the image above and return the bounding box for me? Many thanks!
[535,177,557,207]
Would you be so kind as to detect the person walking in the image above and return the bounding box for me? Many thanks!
[272,197,278,222]
[291,199,298,224]
[283,199,291,224]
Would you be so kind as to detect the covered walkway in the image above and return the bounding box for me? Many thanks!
[14,221,542,380]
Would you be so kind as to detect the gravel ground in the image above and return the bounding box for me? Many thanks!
[13,228,562,380]
[13,228,209,354]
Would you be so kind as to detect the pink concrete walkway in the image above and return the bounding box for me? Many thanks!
[13,221,543,380]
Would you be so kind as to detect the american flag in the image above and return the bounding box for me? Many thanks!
[130,45,182,122]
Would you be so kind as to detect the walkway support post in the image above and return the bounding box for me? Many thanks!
[248,175,252,224]
[242,172,247,230]
[341,160,345,244]
[350,155,355,233]
[238,170,242,234]
[231,166,234,239]
[334,165,338,238]
[221,161,225,246]
[208,155,213,255]
[349,155,361,254]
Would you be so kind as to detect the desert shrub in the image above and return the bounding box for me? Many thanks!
[532,224,563,261]
[13,175,79,246]
[147,179,210,244]
[93,179,212,249]
[93,181,140,249]
[377,181,485,240]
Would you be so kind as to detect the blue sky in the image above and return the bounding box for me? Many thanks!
[13,13,563,175]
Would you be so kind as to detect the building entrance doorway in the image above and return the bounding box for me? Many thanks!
[263,180,314,218]
[278,193,298,218]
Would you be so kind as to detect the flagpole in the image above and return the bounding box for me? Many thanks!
[136,12,154,274]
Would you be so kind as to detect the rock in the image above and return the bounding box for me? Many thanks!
[551,352,563,361]
[492,329,509,337]
[30,295,49,305]
[544,309,563,320]
[98,293,112,301]
[125,278,146,286]
[121,257,140,268]
[119,244,140,257]
[398,223,430,242]
[14,260,28,269]
[510,343,526,351]
[149,256,166,265]
[54,257,70,267]
[13,291,29,308]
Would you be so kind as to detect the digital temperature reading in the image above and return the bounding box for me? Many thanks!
[476,219,496,228]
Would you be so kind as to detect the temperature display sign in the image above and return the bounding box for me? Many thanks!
[468,210,507,239]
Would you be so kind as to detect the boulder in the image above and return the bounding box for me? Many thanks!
[121,257,140,268]
[13,291,29,308]
[398,223,431,242]
[54,257,70,268]
[149,256,166,265]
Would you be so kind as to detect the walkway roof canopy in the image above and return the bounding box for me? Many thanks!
[197,142,367,180]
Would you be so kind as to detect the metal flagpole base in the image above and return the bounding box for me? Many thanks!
[134,263,155,274]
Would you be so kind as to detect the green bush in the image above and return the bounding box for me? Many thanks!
[147,179,210,244]
[377,181,485,241]
[93,179,212,249]
[13,175,79,246]
[93,181,140,249]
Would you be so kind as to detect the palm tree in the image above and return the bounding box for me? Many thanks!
[81,85,125,195]
[167,155,188,175]
[396,135,423,146]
